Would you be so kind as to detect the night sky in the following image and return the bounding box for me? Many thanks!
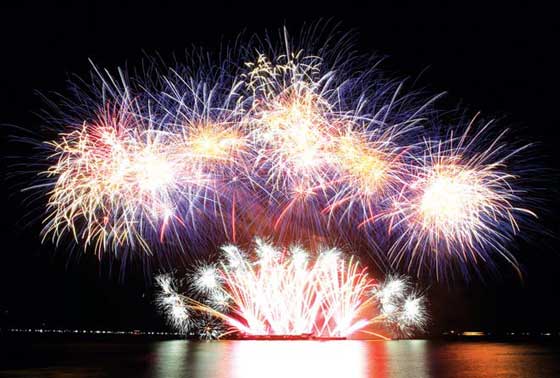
[1,1,559,334]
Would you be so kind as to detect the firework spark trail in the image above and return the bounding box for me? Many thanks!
[156,239,426,339]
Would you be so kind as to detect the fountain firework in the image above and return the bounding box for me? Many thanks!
[156,239,426,339]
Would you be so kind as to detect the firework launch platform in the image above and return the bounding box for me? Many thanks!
[239,333,346,340]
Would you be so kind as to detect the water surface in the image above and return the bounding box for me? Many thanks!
[2,339,559,378]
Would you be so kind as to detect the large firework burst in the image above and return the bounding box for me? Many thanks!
[26,24,537,279]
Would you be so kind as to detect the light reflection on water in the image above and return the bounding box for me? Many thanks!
[2,339,560,378]
[148,339,559,378]
[151,340,384,378]
[226,340,371,378]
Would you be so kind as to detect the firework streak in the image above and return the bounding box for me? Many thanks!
[156,239,426,339]
[29,25,537,279]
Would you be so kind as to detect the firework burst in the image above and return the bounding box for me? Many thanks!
[156,274,191,332]
[244,51,340,238]
[41,101,193,254]
[386,121,536,279]
[325,128,409,226]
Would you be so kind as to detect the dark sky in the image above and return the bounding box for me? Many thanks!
[1,1,559,333]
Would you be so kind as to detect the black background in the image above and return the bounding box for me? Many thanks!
[1,1,559,334]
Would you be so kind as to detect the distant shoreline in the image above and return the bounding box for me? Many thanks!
[2,328,560,342]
